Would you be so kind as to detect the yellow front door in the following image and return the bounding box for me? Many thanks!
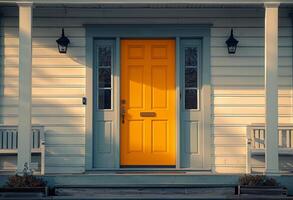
[120,39,176,166]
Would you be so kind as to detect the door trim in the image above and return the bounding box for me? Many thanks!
[85,24,211,171]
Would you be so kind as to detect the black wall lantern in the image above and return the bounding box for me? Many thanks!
[226,29,239,54]
[56,28,70,54]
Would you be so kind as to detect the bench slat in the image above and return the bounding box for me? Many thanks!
[0,125,45,175]
[250,127,293,150]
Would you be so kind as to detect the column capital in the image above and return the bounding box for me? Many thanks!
[264,2,280,8]
[16,1,33,7]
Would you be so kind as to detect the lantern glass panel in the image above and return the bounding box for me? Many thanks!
[228,45,237,54]
[58,44,67,53]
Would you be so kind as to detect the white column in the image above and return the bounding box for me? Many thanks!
[17,2,33,174]
[264,3,279,174]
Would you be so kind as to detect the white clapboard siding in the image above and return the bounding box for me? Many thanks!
[0,6,292,174]
[212,66,292,76]
[1,47,85,57]
[4,57,86,66]
[214,156,246,166]
[4,68,85,78]
[213,126,248,136]
[46,146,85,156]
[213,135,246,145]
[0,37,85,47]
[211,47,292,57]
[214,106,291,115]
[45,126,85,135]
[212,37,292,47]
[0,107,84,116]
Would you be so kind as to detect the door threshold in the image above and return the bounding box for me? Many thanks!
[115,171,187,174]
[86,168,212,174]
[120,165,175,168]
[88,167,211,171]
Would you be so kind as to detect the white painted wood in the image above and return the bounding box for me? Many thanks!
[92,39,116,169]
[264,3,279,175]
[17,2,33,175]
[176,37,180,169]
[39,126,45,174]
[114,37,120,169]
[180,39,204,169]
[246,126,251,173]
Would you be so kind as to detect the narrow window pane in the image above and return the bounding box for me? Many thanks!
[98,89,111,109]
[185,68,197,88]
[98,68,111,88]
[98,46,111,66]
[185,89,198,109]
[185,47,198,66]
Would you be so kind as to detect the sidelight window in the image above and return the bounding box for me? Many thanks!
[96,41,114,110]
[183,45,200,110]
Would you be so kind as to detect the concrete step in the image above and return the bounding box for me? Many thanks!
[54,185,236,199]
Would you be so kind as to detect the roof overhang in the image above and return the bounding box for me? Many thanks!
[0,0,293,5]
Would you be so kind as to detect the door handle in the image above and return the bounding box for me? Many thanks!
[121,106,126,124]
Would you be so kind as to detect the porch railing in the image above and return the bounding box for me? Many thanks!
[0,125,45,174]
[246,124,293,173]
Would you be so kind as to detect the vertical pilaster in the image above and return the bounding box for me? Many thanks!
[264,3,279,174]
[17,2,33,174]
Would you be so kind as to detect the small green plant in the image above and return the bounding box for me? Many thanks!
[239,174,279,186]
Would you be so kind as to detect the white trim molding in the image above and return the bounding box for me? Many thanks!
[264,2,280,7]
[85,24,211,171]
[16,1,33,6]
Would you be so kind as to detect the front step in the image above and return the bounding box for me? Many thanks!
[54,185,236,199]
[46,173,241,199]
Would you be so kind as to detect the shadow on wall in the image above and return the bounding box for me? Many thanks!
[0,9,86,172]
[0,17,4,125]
[212,83,293,173]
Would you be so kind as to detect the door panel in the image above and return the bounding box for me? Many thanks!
[96,121,112,153]
[151,120,168,152]
[128,65,144,109]
[128,120,144,152]
[120,39,176,166]
[151,65,167,109]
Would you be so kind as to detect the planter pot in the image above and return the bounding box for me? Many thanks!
[0,187,48,198]
[237,185,287,196]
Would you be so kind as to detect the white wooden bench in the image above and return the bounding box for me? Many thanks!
[0,125,45,174]
[246,124,293,173]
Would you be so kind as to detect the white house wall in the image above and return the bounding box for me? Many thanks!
[0,6,292,173]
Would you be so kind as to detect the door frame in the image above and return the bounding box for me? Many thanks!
[85,24,211,171]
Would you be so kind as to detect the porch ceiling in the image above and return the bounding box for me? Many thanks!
[0,0,293,6]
